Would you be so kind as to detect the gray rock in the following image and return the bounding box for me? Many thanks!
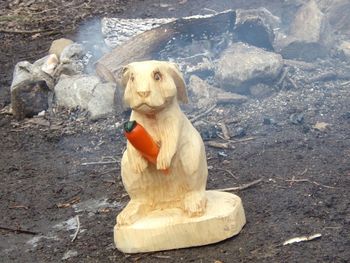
[215,42,283,94]
[54,75,117,119]
[279,0,333,61]
[33,54,59,76]
[338,41,350,60]
[321,0,350,38]
[188,75,215,109]
[189,75,248,108]
[48,38,74,58]
[235,7,280,51]
[54,75,99,109]
[11,61,54,119]
[88,82,117,120]
[60,43,85,63]
[55,44,86,76]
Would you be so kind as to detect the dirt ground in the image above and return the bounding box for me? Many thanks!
[1,0,349,262]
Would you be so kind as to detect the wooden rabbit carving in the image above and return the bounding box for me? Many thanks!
[118,60,208,226]
[114,60,245,253]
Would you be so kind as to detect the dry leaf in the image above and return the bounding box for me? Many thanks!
[313,122,330,131]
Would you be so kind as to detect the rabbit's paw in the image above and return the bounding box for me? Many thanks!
[183,191,207,217]
[117,201,150,226]
[156,151,171,170]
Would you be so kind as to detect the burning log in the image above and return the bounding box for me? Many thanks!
[95,10,236,83]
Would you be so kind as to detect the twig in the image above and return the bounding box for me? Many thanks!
[340,80,350,87]
[219,122,230,140]
[0,226,38,235]
[0,28,52,34]
[286,76,298,89]
[103,179,116,184]
[216,178,263,192]
[207,141,230,149]
[152,255,172,259]
[276,66,289,87]
[81,160,117,166]
[214,168,238,179]
[9,205,29,210]
[284,59,316,71]
[190,104,216,122]
[229,137,256,144]
[307,71,337,83]
[285,178,335,189]
[71,215,80,242]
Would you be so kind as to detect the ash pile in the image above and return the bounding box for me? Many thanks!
[8,0,350,121]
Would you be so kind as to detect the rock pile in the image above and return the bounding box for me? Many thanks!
[10,0,348,120]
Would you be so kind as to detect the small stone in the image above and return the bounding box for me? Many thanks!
[289,113,304,125]
[62,250,78,260]
[342,112,350,119]
[263,117,277,125]
[37,110,46,117]
[233,127,246,138]
[49,38,74,58]
[195,121,218,141]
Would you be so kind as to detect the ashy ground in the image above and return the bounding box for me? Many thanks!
[0,1,349,262]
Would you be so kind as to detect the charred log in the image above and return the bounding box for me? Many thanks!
[95,11,236,82]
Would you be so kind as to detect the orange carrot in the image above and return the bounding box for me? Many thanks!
[124,121,168,174]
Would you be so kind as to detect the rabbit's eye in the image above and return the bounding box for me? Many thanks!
[130,74,135,82]
[154,71,162,81]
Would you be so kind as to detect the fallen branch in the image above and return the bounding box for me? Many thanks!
[206,141,230,149]
[229,137,256,144]
[286,178,336,189]
[276,66,289,87]
[81,160,117,166]
[286,76,298,89]
[71,215,80,242]
[0,28,52,34]
[190,104,216,122]
[0,226,38,235]
[214,168,238,179]
[219,122,231,140]
[216,178,263,192]
[9,205,29,210]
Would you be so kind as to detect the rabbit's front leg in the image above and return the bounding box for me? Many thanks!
[156,119,181,170]
[127,142,148,173]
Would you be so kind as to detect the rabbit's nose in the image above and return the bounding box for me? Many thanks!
[137,91,151,98]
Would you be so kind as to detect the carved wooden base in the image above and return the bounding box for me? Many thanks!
[114,191,246,253]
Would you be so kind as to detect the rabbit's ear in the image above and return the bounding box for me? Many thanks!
[121,66,130,89]
[167,63,188,104]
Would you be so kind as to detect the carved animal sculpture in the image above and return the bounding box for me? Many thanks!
[117,60,208,226]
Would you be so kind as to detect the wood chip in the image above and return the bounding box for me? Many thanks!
[207,141,230,149]
[283,233,322,246]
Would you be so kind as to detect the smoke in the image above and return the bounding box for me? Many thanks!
[75,18,111,74]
